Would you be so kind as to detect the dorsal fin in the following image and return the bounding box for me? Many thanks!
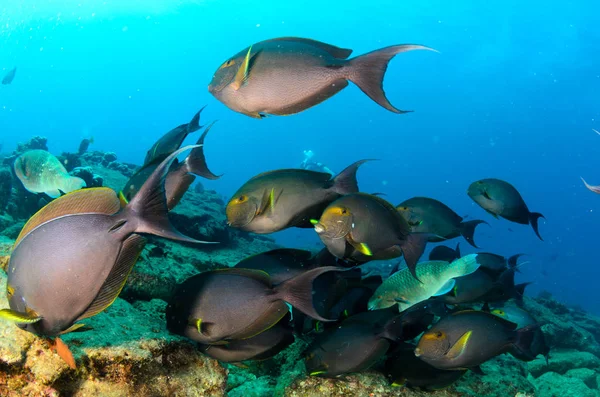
[76,234,146,321]
[14,188,121,249]
[264,37,353,59]
[212,268,272,287]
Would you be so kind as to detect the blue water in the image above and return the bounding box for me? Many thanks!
[1,1,598,313]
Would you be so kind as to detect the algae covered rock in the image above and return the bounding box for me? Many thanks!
[0,271,227,396]
[533,371,598,397]
[528,349,600,378]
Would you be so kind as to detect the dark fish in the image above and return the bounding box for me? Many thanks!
[165,266,342,344]
[313,193,428,279]
[476,252,524,274]
[491,306,550,362]
[397,197,488,247]
[415,310,539,370]
[476,269,531,303]
[0,147,208,366]
[198,313,294,363]
[233,248,317,285]
[144,107,205,166]
[122,124,220,208]
[429,243,461,262]
[2,67,16,85]
[304,308,404,377]
[208,37,435,118]
[385,342,466,390]
[467,178,545,240]
[226,160,367,233]
[78,137,94,155]
[581,177,600,194]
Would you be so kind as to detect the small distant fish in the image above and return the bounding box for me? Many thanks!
[385,342,467,390]
[144,107,205,166]
[415,310,540,370]
[368,254,481,311]
[593,128,600,136]
[2,67,16,85]
[14,149,86,198]
[0,147,206,368]
[429,243,461,262]
[198,313,294,363]
[122,123,220,208]
[581,177,600,194]
[226,160,368,233]
[467,178,545,240]
[313,193,428,280]
[78,137,94,155]
[397,197,488,247]
[208,37,435,118]
[304,308,404,377]
[165,266,343,344]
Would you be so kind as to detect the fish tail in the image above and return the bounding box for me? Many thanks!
[346,44,436,113]
[331,159,371,194]
[511,324,541,361]
[507,254,526,271]
[187,106,206,133]
[399,233,428,281]
[183,121,221,180]
[581,177,600,194]
[459,220,488,248]
[125,146,215,244]
[528,212,545,241]
[273,266,346,322]
[514,282,533,302]
[454,242,461,258]
[381,315,405,341]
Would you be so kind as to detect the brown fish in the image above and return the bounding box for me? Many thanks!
[313,193,427,279]
[208,37,435,118]
[467,178,544,240]
[226,160,367,233]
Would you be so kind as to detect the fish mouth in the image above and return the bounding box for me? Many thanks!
[314,223,326,234]
[414,347,423,357]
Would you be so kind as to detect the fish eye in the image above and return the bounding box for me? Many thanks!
[435,331,443,338]
[237,195,246,202]
[341,209,347,215]
[220,59,235,69]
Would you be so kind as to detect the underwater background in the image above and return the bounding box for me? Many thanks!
[1,1,600,396]
[2,0,598,313]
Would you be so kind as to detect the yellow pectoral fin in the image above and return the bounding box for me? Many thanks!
[309,371,327,376]
[118,191,129,208]
[0,308,42,324]
[232,44,253,91]
[446,330,472,360]
[350,241,372,256]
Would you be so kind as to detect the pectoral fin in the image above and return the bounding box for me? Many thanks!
[347,235,372,256]
[446,330,472,360]
[0,308,42,324]
[232,45,253,91]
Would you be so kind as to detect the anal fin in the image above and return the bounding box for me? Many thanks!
[77,234,147,321]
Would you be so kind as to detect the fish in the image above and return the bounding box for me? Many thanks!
[414,310,540,370]
[233,248,318,285]
[198,313,294,363]
[581,177,600,194]
[226,160,367,233]
[208,37,435,118]
[476,252,524,274]
[491,305,550,362]
[78,137,94,155]
[385,342,466,390]
[143,107,205,166]
[14,149,87,198]
[2,67,16,85]
[368,254,481,311]
[122,123,220,208]
[313,193,428,279]
[467,178,545,240]
[396,197,488,247]
[429,243,461,262]
[165,266,343,344]
[304,308,404,377]
[0,147,209,367]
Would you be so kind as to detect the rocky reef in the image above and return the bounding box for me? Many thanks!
[1,139,599,396]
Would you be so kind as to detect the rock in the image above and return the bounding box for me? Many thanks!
[59,152,81,171]
[528,350,600,378]
[102,152,118,164]
[0,271,227,396]
[533,371,597,397]
[71,167,103,188]
[564,368,598,389]
[0,168,11,212]
[1,221,24,240]
[16,136,48,153]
